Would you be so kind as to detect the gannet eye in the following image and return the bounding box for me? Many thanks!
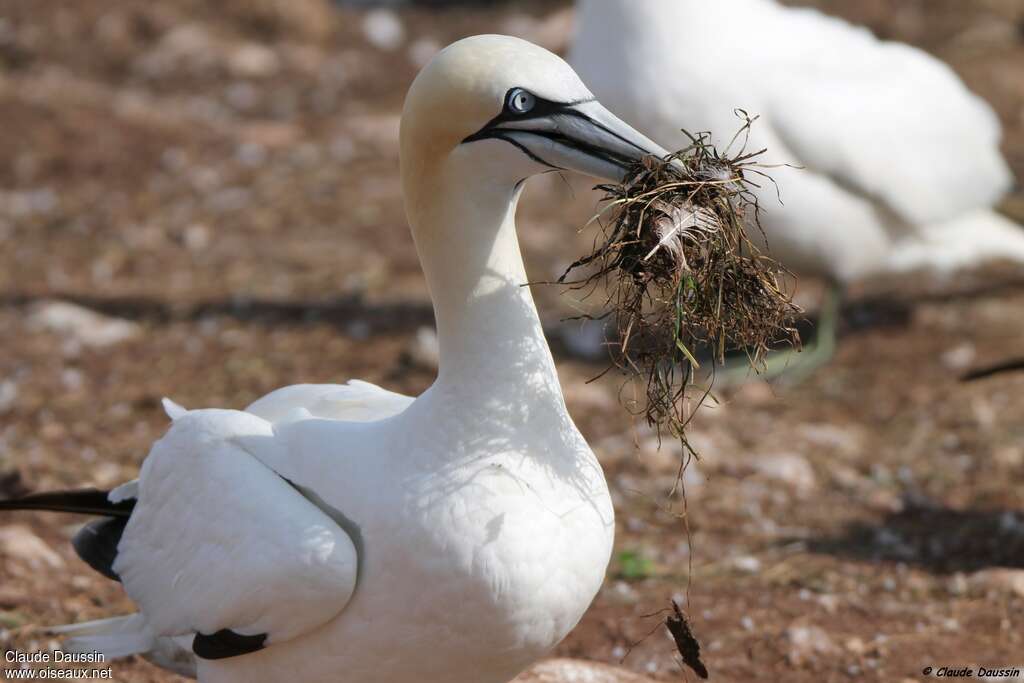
[506,88,536,114]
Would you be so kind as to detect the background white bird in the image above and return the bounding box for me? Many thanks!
[570,0,1024,376]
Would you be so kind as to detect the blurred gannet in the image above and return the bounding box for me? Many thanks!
[0,35,673,683]
[571,0,1024,375]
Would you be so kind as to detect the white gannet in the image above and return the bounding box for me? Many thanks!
[0,35,674,683]
[570,0,1024,374]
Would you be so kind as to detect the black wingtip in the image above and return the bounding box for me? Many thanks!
[0,488,135,517]
[71,516,129,581]
[193,630,267,660]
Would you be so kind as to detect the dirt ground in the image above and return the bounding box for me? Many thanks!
[1,1,1023,681]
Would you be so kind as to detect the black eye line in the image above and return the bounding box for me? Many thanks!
[463,99,645,159]
[486,132,564,171]
[461,91,643,171]
[502,89,595,119]
[463,91,598,144]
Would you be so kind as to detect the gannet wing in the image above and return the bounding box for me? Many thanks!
[760,6,1012,226]
[113,408,358,658]
[245,380,413,423]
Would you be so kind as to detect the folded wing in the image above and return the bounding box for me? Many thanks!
[114,408,358,653]
[245,380,414,423]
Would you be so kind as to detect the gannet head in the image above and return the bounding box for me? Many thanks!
[400,34,670,194]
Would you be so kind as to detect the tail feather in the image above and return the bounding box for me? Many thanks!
[0,488,134,517]
[51,614,154,659]
[889,209,1024,274]
[53,615,197,678]
[7,493,197,674]
[0,488,135,582]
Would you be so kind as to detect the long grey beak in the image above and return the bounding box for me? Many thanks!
[463,97,670,182]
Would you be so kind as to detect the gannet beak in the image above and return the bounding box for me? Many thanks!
[463,96,670,182]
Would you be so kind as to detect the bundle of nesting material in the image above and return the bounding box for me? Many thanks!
[561,118,801,442]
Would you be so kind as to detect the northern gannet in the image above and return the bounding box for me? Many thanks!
[570,0,1024,375]
[0,35,673,683]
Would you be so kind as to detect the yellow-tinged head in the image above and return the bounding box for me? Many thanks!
[400,34,669,208]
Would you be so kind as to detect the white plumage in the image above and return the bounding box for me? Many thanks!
[570,0,1024,283]
[14,34,680,683]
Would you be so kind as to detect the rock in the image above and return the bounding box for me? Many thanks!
[994,446,1024,468]
[136,24,218,77]
[0,380,16,414]
[636,435,684,475]
[515,658,657,683]
[0,525,65,569]
[844,636,866,655]
[968,568,1024,598]
[409,326,439,369]
[940,343,976,370]
[798,422,863,456]
[228,43,281,78]
[362,9,405,51]
[184,224,211,251]
[785,624,838,666]
[946,572,968,596]
[752,453,817,494]
[1,188,59,218]
[607,580,640,605]
[816,594,840,614]
[731,555,762,574]
[408,37,441,68]
[28,300,141,348]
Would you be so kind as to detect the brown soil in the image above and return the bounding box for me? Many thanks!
[1,1,1023,682]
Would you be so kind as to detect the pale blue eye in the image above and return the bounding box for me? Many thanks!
[508,89,536,114]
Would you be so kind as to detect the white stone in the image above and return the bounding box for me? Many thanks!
[408,38,441,69]
[969,568,1024,598]
[362,9,405,51]
[940,343,976,370]
[228,44,281,78]
[785,624,837,665]
[731,555,762,573]
[752,453,817,494]
[29,300,141,348]
[409,326,440,370]
[515,658,656,683]
[184,224,210,251]
[0,525,65,569]
[0,380,16,414]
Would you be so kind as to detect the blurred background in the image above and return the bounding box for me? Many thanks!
[0,1,1022,681]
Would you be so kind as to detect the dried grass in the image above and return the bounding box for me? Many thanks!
[561,115,801,443]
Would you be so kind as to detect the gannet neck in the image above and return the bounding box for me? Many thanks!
[402,149,562,406]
